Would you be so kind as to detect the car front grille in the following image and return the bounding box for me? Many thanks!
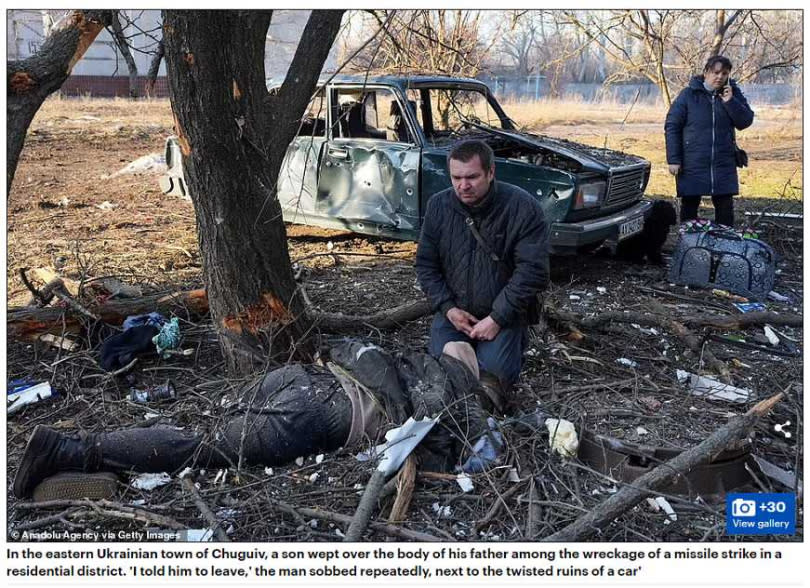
[605,165,647,206]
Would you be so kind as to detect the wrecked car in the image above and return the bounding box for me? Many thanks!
[160,75,652,254]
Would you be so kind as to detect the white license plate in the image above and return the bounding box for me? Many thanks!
[618,216,644,240]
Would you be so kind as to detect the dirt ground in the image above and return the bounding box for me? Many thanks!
[5,98,803,543]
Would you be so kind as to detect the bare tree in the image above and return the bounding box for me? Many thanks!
[561,10,681,106]
[163,10,345,374]
[708,9,744,57]
[109,10,139,98]
[7,10,112,194]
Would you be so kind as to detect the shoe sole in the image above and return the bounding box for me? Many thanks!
[13,425,54,499]
[32,472,119,502]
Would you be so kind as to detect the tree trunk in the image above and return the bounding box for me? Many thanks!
[7,10,112,194]
[162,10,344,374]
[145,39,164,97]
[109,11,139,98]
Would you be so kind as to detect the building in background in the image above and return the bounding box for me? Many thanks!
[6,10,339,98]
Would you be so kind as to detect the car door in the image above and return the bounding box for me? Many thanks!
[316,86,421,238]
[277,89,327,221]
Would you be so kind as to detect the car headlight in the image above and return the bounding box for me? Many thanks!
[573,181,606,209]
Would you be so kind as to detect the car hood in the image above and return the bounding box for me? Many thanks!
[479,125,648,171]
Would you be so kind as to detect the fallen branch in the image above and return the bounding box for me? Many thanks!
[474,480,525,533]
[8,289,209,339]
[180,476,230,542]
[268,498,443,542]
[311,299,431,331]
[14,498,185,530]
[542,393,784,542]
[388,455,417,523]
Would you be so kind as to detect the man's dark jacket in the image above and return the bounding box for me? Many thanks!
[665,76,754,197]
[415,180,549,327]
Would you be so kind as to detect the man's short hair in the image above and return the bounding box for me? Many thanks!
[704,55,733,72]
[448,140,495,171]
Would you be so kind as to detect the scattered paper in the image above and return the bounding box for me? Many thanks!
[308,472,319,483]
[456,473,474,493]
[364,417,439,476]
[676,370,751,404]
[616,357,638,368]
[131,472,172,491]
[264,467,274,476]
[597,287,607,294]
[315,454,324,464]
[507,468,521,483]
[295,457,305,467]
[569,294,581,301]
[432,502,452,519]
[636,426,649,436]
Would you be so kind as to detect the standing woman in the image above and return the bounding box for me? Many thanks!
[665,55,755,227]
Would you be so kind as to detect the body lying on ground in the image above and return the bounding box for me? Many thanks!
[14,341,500,500]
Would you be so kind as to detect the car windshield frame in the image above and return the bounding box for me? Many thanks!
[403,82,516,145]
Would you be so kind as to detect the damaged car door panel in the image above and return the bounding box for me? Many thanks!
[161,75,653,254]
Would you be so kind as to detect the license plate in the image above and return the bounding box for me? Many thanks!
[618,216,644,240]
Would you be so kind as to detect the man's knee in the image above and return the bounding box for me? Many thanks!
[477,328,526,388]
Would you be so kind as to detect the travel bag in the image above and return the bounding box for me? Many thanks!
[669,227,776,301]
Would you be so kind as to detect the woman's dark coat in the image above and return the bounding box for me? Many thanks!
[665,76,754,197]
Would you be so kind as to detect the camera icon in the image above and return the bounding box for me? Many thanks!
[731,498,757,517]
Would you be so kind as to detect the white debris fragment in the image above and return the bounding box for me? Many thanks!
[616,357,638,368]
[308,472,319,483]
[636,426,649,436]
[105,152,166,178]
[58,196,70,207]
[569,294,581,301]
[355,344,382,360]
[767,291,790,303]
[96,200,117,211]
[264,467,274,476]
[655,496,678,522]
[456,473,474,493]
[178,467,193,479]
[130,499,146,506]
[432,502,453,519]
[131,472,172,491]
[545,418,579,458]
[295,456,305,467]
[596,287,607,294]
[507,468,521,483]
[308,519,318,528]
[143,412,160,420]
[763,326,780,346]
[212,469,226,485]
[315,454,325,464]
[676,370,751,404]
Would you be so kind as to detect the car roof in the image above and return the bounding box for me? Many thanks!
[315,74,488,89]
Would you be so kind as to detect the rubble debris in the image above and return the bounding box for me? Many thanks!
[676,370,751,403]
[8,380,54,415]
[131,472,172,491]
